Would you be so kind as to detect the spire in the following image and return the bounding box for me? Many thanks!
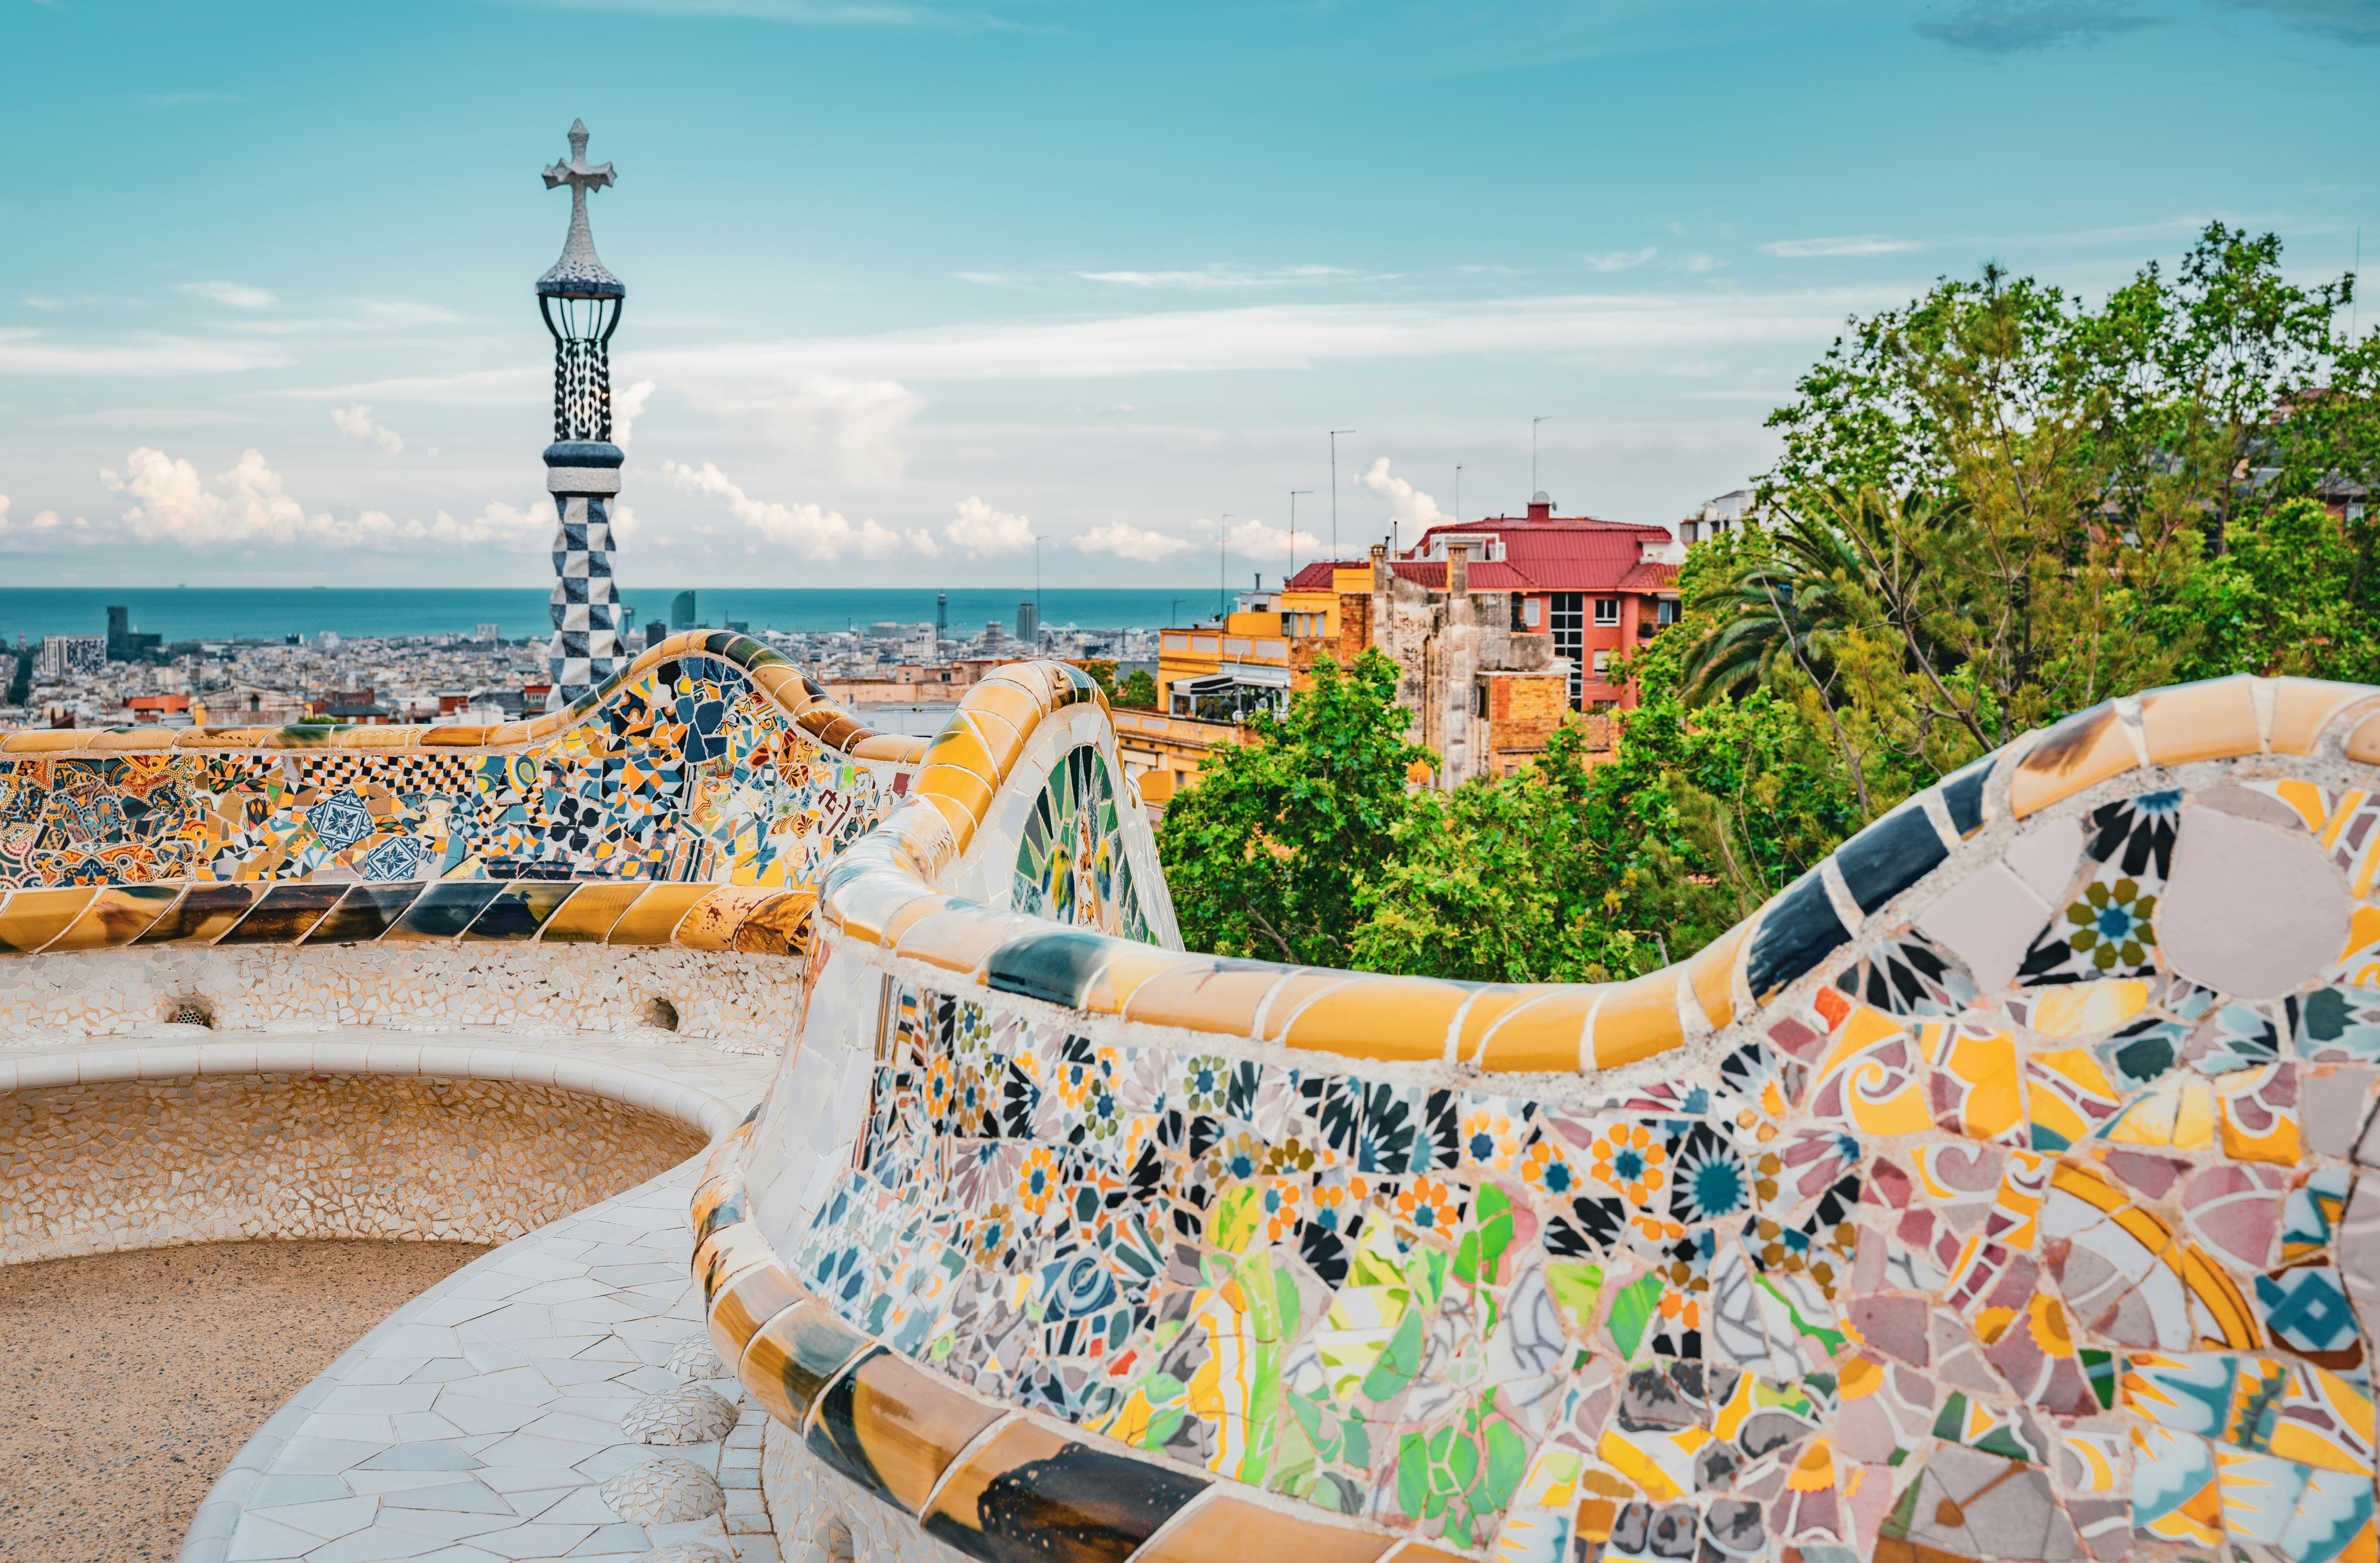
[537,119,623,298]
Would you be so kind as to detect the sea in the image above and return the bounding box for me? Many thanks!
[0,586,1227,646]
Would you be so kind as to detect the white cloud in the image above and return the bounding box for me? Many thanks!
[177,280,276,309]
[613,379,656,443]
[0,330,285,377]
[330,402,404,455]
[759,376,924,486]
[0,493,83,546]
[1761,235,1924,258]
[1075,519,1193,563]
[1669,254,1723,273]
[1077,265,1356,290]
[662,459,938,561]
[945,496,1034,557]
[1584,248,1658,271]
[89,446,527,552]
[1222,515,1320,561]
[1356,458,1451,532]
[622,286,1887,388]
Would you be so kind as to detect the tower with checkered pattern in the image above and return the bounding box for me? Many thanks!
[536,119,627,704]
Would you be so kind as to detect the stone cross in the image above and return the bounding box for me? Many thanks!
[543,119,616,224]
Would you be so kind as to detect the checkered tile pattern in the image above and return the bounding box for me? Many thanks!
[547,492,623,700]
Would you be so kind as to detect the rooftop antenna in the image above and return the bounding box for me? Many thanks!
[1288,490,1313,572]
[1532,416,1553,499]
[1032,531,1043,646]
[1454,464,1463,530]
[1329,430,1354,554]
[1219,515,1232,620]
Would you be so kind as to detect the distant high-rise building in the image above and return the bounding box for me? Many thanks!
[1017,601,1037,644]
[644,620,666,650]
[724,618,749,633]
[475,623,502,643]
[38,636,106,679]
[936,593,948,642]
[984,620,1003,651]
[671,591,698,631]
[104,604,161,661]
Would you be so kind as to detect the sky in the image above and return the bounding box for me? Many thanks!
[2,0,2374,591]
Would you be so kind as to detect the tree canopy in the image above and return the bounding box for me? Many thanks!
[1157,222,2379,980]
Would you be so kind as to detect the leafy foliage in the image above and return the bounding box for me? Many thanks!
[1157,223,2380,977]
[1116,668,1159,709]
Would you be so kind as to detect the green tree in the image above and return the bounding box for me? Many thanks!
[1116,668,1159,709]
[1076,659,1117,698]
[1157,651,1433,965]
[2175,497,2380,682]
[5,654,28,708]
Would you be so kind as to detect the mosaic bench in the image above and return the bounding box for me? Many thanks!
[693,671,2380,1563]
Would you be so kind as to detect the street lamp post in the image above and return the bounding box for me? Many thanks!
[1218,515,1232,621]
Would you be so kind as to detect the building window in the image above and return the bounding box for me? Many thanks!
[1550,593,1584,710]
[1523,597,1542,629]
[1657,599,1680,625]
[1592,649,1612,677]
[1593,598,1620,626]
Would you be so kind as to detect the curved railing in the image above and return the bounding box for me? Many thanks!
[699,670,2380,1563]
[0,631,940,959]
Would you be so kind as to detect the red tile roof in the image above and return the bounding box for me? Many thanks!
[1616,561,1681,591]
[1408,516,1677,593]
[1282,560,1364,590]
[1390,559,1541,591]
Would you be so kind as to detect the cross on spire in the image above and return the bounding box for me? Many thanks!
[537,119,622,298]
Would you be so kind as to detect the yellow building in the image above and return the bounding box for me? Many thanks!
[1155,604,1291,720]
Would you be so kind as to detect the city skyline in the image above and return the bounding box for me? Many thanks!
[2,0,2372,588]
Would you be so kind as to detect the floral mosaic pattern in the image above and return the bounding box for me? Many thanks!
[0,654,894,888]
[774,773,2380,1563]
[1010,745,1148,942]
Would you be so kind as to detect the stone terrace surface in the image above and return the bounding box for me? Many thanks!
[90,1026,789,1563]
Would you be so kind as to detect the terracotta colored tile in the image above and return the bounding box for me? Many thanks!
[921,1416,1207,1558]
[951,707,1027,778]
[0,887,101,953]
[806,712,865,752]
[740,1298,872,1427]
[460,881,580,942]
[1456,990,1571,1075]
[1589,970,1685,1068]
[2009,701,2137,818]
[132,882,260,945]
[849,732,930,765]
[47,885,184,951]
[2269,677,2379,755]
[804,1347,1002,1514]
[536,881,645,943]
[2138,676,2262,765]
[1280,977,1473,1063]
[414,725,494,748]
[2348,710,2380,765]
[83,729,178,753]
[918,761,997,834]
[0,731,85,755]
[1254,971,1366,1041]
[1132,1493,1391,1563]
[916,786,985,850]
[1379,1546,1475,1563]
[734,891,816,955]
[893,904,1037,975]
[303,882,425,945]
[1119,961,1283,1037]
[606,883,716,946]
[216,882,347,945]
[672,885,783,950]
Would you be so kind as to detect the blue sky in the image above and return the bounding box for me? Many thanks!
[2,0,2372,589]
